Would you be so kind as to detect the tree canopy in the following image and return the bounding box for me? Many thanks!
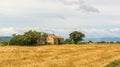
[9,30,48,46]
[69,31,85,44]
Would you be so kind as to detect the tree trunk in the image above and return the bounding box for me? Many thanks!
[74,40,78,44]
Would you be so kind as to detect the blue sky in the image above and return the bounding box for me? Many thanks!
[0,0,120,38]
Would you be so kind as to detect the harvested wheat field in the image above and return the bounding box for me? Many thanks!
[0,44,120,67]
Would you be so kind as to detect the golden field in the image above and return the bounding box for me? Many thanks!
[0,44,120,67]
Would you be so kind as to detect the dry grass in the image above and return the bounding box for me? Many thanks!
[0,44,120,67]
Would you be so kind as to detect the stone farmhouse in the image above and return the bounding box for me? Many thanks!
[37,34,64,45]
[47,34,64,44]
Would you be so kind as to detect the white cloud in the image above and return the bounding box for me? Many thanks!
[0,0,120,38]
[60,0,99,13]
[86,0,120,15]
[81,28,120,38]
[1,26,120,38]
[0,27,17,36]
[0,0,99,17]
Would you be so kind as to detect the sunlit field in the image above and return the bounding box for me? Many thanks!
[0,44,120,67]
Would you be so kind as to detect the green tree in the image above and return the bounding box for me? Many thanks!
[9,30,42,46]
[23,30,41,45]
[88,40,93,44]
[9,34,24,45]
[64,39,72,44]
[41,32,48,44]
[69,31,85,44]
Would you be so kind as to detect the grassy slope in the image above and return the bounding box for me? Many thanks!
[105,60,120,67]
[0,44,120,67]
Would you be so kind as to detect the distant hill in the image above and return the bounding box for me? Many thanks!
[1,36,120,42]
[0,36,11,42]
[85,37,120,42]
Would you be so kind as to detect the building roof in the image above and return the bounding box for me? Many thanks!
[48,34,64,39]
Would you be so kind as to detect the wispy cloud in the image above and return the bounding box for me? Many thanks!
[60,0,99,13]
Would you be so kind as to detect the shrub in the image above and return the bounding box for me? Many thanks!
[0,42,9,46]
[64,39,71,44]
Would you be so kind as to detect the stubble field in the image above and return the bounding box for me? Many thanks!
[0,44,120,67]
